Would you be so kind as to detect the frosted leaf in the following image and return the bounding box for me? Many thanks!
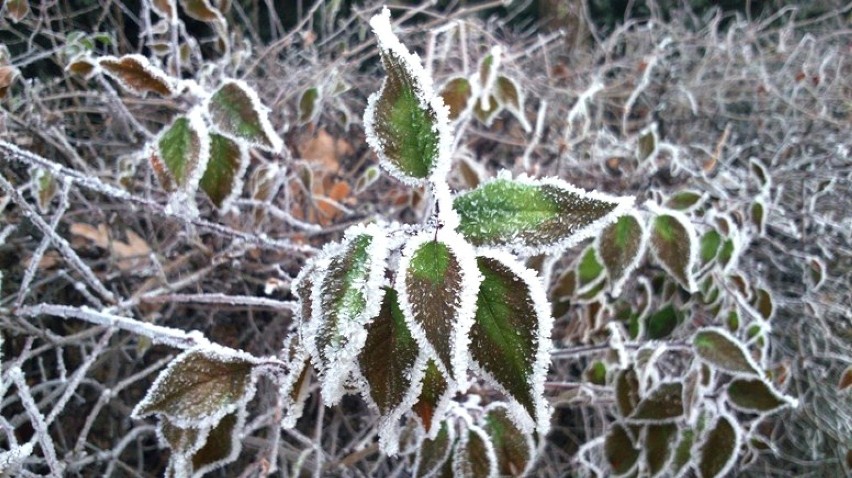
[152,110,211,207]
[453,425,498,478]
[699,229,722,264]
[179,0,224,23]
[279,337,313,429]
[158,416,205,456]
[66,55,98,79]
[636,126,657,161]
[596,212,647,297]
[615,367,640,417]
[357,287,423,454]
[628,382,684,423]
[576,246,604,292]
[4,0,30,22]
[0,442,34,475]
[645,423,678,477]
[199,133,248,209]
[753,287,774,321]
[206,79,284,153]
[453,172,634,255]
[805,256,826,291]
[473,94,500,126]
[31,167,57,213]
[494,75,530,132]
[439,77,473,121]
[468,249,552,436]
[697,413,740,478]
[131,345,260,428]
[750,199,766,235]
[311,223,389,404]
[749,157,771,191]
[726,378,796,413]
[99,54,177,97]
[413,421,455,478]
[483,403,535,477]
[671,428,695,475]
[151,0,177,20]
[645,304,680,340]
[396,229,481,388]
[648,204,698,292]
[412,359,453,438]
[604,422,639,476]
[191,410,243,476]
[665,190,705,211]
[298,86,321,124]
[363,7,452,186]
[838,365,852,391]
[692,327,760,376]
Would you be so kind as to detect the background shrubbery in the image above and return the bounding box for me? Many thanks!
[1,0,850,476]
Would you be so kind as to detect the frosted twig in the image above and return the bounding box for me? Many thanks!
[9,368,64,476]
[15,181,71,309]
[138,293,298,312]
[0,141,317,255]
[16,304,205,350]
[0,174,118,304]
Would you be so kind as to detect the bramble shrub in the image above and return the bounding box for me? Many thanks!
[1,1,850,477]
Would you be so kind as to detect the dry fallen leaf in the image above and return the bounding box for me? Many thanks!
[70,223,152,271]
[298,128,353,174]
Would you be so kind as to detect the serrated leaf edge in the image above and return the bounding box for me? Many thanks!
[363,7,453,187]
[396,229,482,391]
[204,79,284,153]
[453,423,498,478]
[483,402,537,477]
[306,223,390,405]
[412,421,456,478]
[457,170,636,256]
[646,202,699,293]
[470,248,553,437]
[130,345,261,429]
[692,326,762,377]
[98,54,178,97]
[595,211,648,297]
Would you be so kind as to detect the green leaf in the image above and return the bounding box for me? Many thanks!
[453,174,633,254]
[399,232,479,384]
[645,304,680,340]
[629,382,684,422]
[469,253,551,433]
[414,422,454,478]
[604,423,639,476]
[645,423,678,477]
[672,428,694,474]
[650,212,698,292]
[155,113,210,192]
[32,168,57,213]
[699,230,722,264]
[199,133,248,208]
[718,238,735,268]
[454,426,497,478]
[750,200,766,234]
[698,414,739,478]
[693,328,760,376]
[584,361,607,386]
[99,54,176,97]
[577,246,604,287]
[615,367,640,417]
[207,80,283,152]
[359,288,419,416]
[313,225,388,403]
[298,87,320,124]
[132,347,258,427]
[666,191,704,211]
[364,9,449,184]
[412,359,450,436]
[484,404,534,477]
[637,128,656,161]
[597,213,646,296]
[440,77,472,121]
[727,378,794,413]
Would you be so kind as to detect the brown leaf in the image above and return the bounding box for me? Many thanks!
[0,65,18,98]
[99,55,176,97]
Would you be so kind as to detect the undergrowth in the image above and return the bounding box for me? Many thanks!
[1,1,850,477]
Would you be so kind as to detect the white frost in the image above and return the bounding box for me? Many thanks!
[471,248,553,437]
[595,210,648,297]
[309,223,389,405]
[363,7,453,188]
[394,229,481,391]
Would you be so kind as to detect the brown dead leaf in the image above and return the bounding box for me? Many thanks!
[70,223,152,271]
[298,128,353,174]
[0,66,18,99]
